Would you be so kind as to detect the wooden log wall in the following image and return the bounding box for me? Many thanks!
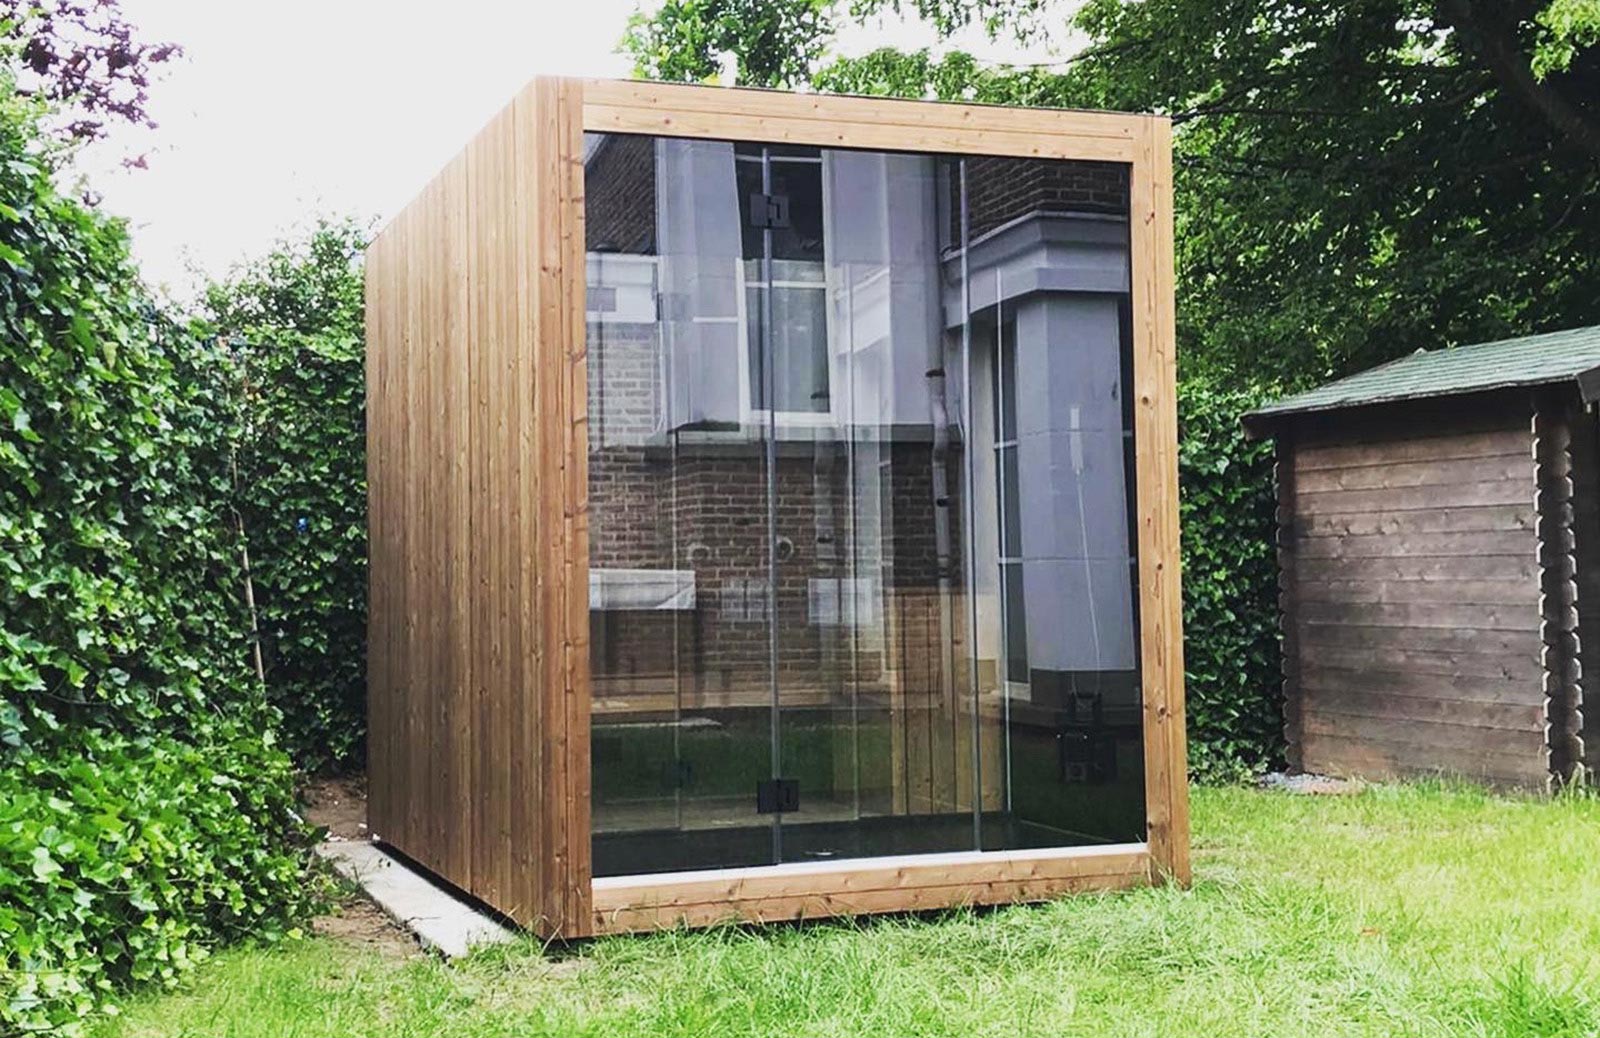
[366,78,591,937]
[1556,397,1596,781]
[1278,400,1550,788]
[1534,395,1584,783]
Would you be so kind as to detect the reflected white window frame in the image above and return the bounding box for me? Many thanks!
[733,147,839,429]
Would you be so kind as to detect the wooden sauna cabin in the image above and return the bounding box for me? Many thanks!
[364,76,1188,939]
[1245,325,1600,790]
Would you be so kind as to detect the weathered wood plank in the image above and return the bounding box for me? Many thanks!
[1275,413,1552,788]
[444,153,474,889]
[1298,643,1542,681]
[1295,480,1532,515]
[1294,453,1532,494]
[1299,732,1549,788]
[1289,689,1544,732]
[1293,427,1530,471]
[1294,622,1539,655]
[1293,530,1535,560]
[1295,577,1539,607]
[1294,504,1533,539]
[465,117,493,909]
[1298,665,1543,705]
[1292,554,1538,584]
[1299,711,1546,759]
[1296,600,1540,632]
[532,77,568,936]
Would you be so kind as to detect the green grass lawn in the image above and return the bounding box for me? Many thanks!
[96,783,1600,1038]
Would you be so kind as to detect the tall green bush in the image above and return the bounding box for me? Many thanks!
[1176,378,1283,779]
[0,80,313,1034]
[203,222,368,772]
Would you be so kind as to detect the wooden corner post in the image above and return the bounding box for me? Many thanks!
[1130,115,1190,885]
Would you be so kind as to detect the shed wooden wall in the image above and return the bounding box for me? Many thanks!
[1553,395,1595,778]
[1276,397,1552,788]
[365,77,591,936]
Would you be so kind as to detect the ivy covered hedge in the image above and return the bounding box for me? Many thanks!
[1176,378,1283,779]
[203,222,368,773]
[0,82,314,1033]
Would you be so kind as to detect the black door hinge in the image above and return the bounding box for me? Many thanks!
[748,192,790,229]
[756,777,800,814]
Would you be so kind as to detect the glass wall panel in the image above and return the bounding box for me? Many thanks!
[586,131,1144,877]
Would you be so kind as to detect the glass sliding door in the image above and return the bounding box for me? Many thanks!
[584,133,778,874]
[585,132,1145,878]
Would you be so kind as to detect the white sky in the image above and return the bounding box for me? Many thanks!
[73,1,1065,294]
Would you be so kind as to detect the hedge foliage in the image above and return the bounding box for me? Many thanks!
[203,222,368,772]
[0,82,314,1034]
[1176,378,1283,779]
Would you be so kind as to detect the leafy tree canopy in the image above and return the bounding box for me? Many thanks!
[626,0,1600,385]
[0,0,180,149]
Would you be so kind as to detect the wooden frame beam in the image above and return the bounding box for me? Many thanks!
[592,845,1151,934]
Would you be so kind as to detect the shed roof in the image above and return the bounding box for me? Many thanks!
[1243,324,1600,436]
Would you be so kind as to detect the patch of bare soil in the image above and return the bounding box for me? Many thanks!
[302,775,370,841]
[312,895,421,959]
[300,775,419,957]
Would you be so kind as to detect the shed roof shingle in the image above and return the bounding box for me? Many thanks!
[1245,324,1600,432]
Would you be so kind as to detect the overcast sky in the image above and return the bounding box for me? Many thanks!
[74,1,1060,293]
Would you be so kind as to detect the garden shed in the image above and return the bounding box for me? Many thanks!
[1245,325,1600,790]
[364,76,1187,938]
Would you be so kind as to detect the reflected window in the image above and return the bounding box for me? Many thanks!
[992,317,1028,692]
[737,145,830,415]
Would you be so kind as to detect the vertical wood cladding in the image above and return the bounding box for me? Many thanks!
[366,79,590,937]
[1277,399,1549,788]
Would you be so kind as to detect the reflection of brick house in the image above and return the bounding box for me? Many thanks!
[584,132,1132,720]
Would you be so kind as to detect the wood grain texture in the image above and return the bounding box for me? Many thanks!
[581,79,1143,162]
[366,77,590,938]
[1298,731,1550,788]
[1274,402,1549,788]
[590,845,1150,933]
[1129,116,1189,885]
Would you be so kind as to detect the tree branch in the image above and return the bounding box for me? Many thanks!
[1438,0,1600,161]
